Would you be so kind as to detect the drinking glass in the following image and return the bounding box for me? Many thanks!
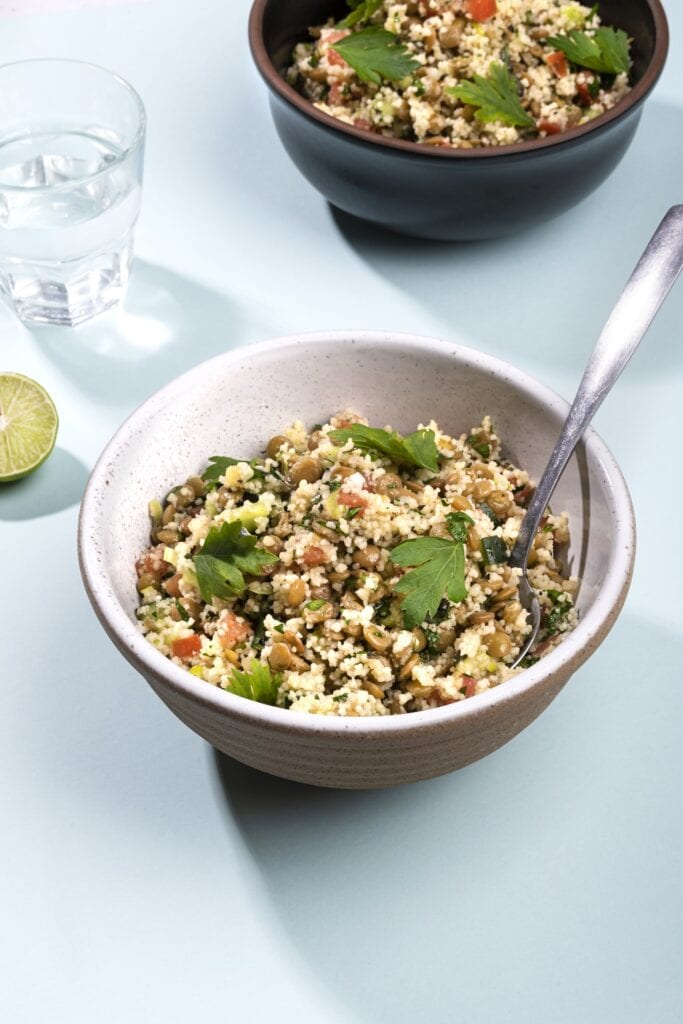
[0,59,146,326]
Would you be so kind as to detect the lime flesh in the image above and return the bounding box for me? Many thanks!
[0,373,59,482]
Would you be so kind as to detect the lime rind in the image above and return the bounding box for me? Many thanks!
[0,373,59,482]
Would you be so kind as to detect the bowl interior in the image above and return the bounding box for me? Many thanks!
[86,334,624,643]
[260,0,658,86]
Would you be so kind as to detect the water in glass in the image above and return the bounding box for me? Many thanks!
[0,129,141,325]
[0,60,145,327]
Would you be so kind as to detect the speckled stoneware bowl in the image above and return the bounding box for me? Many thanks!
[249,0,668,239]
[78,332,635,789]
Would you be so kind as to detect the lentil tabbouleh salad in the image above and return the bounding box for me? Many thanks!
[135,412,578,716]
[287,0,632,148]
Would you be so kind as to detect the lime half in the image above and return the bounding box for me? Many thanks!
[0,373,59,482]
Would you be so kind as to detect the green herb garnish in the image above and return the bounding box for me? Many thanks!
[202,456,240,484]
[445,510,474,543]
[251,611,268,650]
[330,26,420,85]
[332,692,349,703]
[345,506,362,520]
[202,455,266,485]
[372,595,392,623]
[520,654,540,668]
[226,659,281,705]
[544,589,572,636]
[193,521,278,603]
[329,424,440,472]
[480,536,508,566]
[546,27,631,75]
[447,62,536,129]
[306,599,328,611]
[465,434,492,460]
[390,535,468,629]
[424,626,441,658]
[175,599,189,622]
[339,0,383,29]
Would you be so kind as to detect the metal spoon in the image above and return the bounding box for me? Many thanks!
[510,206,683,668]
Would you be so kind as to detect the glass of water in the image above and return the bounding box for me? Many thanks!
[0,59,145,326]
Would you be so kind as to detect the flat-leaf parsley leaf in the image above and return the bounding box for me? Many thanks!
[339,0,383,29]
[447,62,535,129]
[202,455,240,484]
[390,533,468,629]
[226,660,281,705]
[546,27,631,75]
[193,520,277,603]
[329,424,440,472]
[202,455,267,485]
[331,26,420,85]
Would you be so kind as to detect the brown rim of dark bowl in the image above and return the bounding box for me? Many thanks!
[249,0,669,159]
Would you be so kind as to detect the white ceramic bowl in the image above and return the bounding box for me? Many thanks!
[79,332,635,789]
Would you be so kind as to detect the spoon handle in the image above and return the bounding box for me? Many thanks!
[510,205,683,569]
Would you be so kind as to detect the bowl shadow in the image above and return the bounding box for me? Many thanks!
[211,611,683,1024]
[0,447,89,520]
[31,259,263,408]
[329,100,683,381]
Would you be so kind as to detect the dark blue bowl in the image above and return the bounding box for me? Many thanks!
[249,0,668,239]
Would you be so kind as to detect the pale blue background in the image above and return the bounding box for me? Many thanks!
[1,2,682,1021]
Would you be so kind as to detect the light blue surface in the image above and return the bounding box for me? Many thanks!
[1,2,682,1021]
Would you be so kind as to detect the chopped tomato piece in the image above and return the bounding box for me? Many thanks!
[576,76,597,106]
[546,50,569,77]
[328,80,344,105]
[324,28,350,67]
[136,544,171,580]
[217,610,252,649]
[338,490,367,511]
[537,119,562,136]
[324,29,350,46]
[303,545,327,567]
[463,675,477,698]
[354,118,372,131]
[465,0,497,22]
[328,49,348,68]
[172,634,201,659]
